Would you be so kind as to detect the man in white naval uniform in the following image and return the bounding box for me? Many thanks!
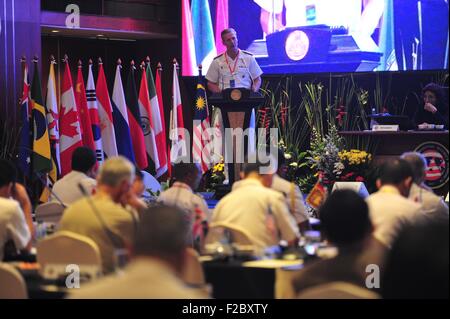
[206,28,263,93]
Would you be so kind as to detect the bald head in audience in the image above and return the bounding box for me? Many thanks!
[97,156,135,204]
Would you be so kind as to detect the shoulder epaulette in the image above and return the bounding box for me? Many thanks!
[213,54,224,60]
[241,50,253,56]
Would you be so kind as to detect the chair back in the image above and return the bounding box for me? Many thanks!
[181,248,206,286]
[141,170,161,195]
[206,222,254,245]
[297,282,380,299]
[35,202,65,224]
[0,263,28,299]
[36,231,102,280]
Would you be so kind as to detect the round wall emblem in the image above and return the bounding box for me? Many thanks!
[285,30,310,61]
[414,142,449,189]
[230,89,242,101]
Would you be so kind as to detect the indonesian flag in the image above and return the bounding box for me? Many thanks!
[138,62,159,172]
[75,62,96,152]
[170,61,187,164]
[59,58,83,177]
[86,61,104,163]
[96,59,118,159]
[154,62,168,177]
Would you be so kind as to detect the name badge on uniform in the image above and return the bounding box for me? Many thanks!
[230,79,235,88]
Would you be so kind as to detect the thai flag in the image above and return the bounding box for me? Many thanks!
[86,61,104,163]
[112,62,136,163]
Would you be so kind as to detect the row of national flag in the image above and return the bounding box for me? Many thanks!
[17,56,171,191]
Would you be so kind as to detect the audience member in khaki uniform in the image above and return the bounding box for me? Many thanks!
[59,156,138,274]
[401,152,449,221]
[157,163,209,251]
[212,159,300,251]
[70,205,208,299]
[293,190,387,295]
[366,159,424,248]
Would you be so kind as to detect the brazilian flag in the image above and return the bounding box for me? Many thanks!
[31,60,52,174]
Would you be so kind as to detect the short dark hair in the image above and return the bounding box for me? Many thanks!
[0,159,17,188]
[134,205,189,257]
[172,162,199,182]
[71,147,96,173]
[382,220,449,299]
[242,154,275,176]
[319,190,372,246]
[401,152,427,184]
[378,159,414,185]
[422,83,444,103]
[221,28,236,39]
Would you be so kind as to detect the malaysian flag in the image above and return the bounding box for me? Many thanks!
[192,66,211,173]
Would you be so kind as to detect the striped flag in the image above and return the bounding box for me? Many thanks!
[181,0,197,76]
[138,62,159,173]
[59,57,83,177]
[215,0,229,54]
[192,67,212,173]
[112,62,135,163]
[155,63,169,177]
[45,57,60,184]
[31,58,52,174]
[96,59,117,159]
[18,60,31,177]
[75,61,96,152]
[170,61,187,164]
[146,58,167,177]
[192,0,217,74]
[125,61,148,170]
[86,60,104,163]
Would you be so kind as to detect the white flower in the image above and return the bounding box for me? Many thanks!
[289,162,298,167]
[284,153,292,160]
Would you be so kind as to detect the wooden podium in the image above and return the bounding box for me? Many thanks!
[209,88,264,185]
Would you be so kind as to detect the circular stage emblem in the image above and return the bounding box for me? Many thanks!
[285,30,310,61]
[230,89,242,101]
[140,116,151,136]
[414,142,449,189]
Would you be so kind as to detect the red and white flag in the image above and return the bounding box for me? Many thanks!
[170,60,187,164]
[96,59,118,159]
[59,57,83,177]
[154,62,169,177]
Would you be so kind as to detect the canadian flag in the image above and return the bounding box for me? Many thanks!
[59,57,83,177]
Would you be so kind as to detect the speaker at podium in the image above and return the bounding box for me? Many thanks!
[209,88,264,185]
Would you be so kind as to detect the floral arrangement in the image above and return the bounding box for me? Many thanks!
[202,159,226,192]
[336,149,372,182]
